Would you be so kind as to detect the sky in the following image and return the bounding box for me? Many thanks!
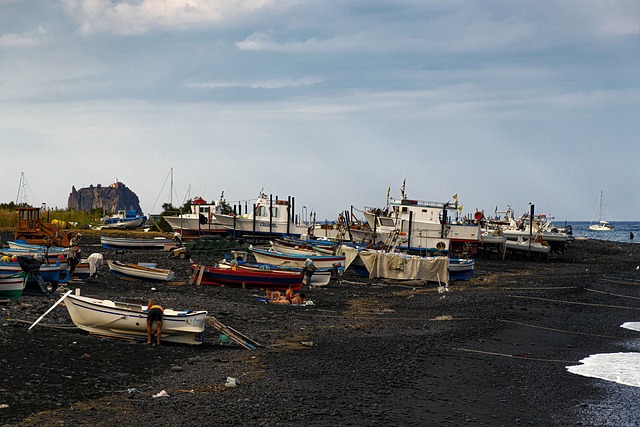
[1,0,639,222]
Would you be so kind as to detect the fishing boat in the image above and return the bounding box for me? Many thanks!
[0,259,68,285]
[0,273,26,299]
[99,210,147,229]
[191,262,304,290]
[163,195,228,238]
[448,258,475,280]
[107,260,175,282]
[7,241,78,254]
[62,290,207,345]
[100,235,175,250]
[589,191,614,231]
[249,246,346,269]
[212,192,310,239]
[233,262,333,287]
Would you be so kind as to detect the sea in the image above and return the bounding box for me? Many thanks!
[557,220,640,423]
[558,220,639,244]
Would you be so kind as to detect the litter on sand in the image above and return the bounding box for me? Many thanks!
[225,377,237,387]
[152,390,170,398]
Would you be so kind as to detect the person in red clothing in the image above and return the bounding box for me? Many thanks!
[146,299,164,345]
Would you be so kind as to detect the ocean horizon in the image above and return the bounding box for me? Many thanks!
[556,220,639,244]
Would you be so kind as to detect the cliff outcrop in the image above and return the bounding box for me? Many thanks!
[67,180,143,213]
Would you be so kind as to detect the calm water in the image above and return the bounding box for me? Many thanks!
[561,220,640,244]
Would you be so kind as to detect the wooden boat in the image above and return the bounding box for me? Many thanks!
[0,260,68,284]
[99,210,147,229]
[100,235,175,250]
[448,258,475,280]
[0,273,26,299]
[234,262,333,287]
[7,241,78,254]
[107,260,175,282]
[63,290,207,345]
[191,262,303,290]
[250,246,345,269]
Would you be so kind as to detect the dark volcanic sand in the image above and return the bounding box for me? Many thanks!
[2,233,640,426]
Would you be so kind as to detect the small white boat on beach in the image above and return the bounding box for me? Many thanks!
[63,290,207,345]
[107,260,175,282]
[504,238,551,256]
[99,210,147,229]
[250,246,345,269]
[101,235,175,250]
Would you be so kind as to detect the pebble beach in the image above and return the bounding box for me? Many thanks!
[2,232,640,426]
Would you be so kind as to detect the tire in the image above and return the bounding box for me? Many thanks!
[178,252,187,260]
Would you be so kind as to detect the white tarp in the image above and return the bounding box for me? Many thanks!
[357,251,448,284]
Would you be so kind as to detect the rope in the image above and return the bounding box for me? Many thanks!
[454,347,576,364]
[10,319,77,330]
[507,294,640,310]
[495,319,621,339]
[584,287,640,301]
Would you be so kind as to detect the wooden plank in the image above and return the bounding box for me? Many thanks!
[205,317,256,350]
[188,264,200,285]
[196,266,205,286]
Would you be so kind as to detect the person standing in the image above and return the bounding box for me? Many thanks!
[146,299,164,345]
[630,232,635,243]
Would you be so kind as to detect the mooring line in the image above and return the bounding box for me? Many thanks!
[454,347,576,364]
[583,287,640,301]
[507,295,640,310]
[495,319,621,339]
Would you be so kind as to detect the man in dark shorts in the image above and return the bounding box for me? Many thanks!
[146,299,164,345]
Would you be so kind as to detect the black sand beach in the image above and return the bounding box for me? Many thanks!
[2,233,640,426]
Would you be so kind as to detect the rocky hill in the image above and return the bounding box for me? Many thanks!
[67,180,143,213]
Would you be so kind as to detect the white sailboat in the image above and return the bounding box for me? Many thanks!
[589,191,614,231]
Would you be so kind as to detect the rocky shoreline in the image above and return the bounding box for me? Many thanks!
[2,233,640,426]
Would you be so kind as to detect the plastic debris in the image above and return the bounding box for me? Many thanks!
[225,377,237,387]
[152,390,170,398]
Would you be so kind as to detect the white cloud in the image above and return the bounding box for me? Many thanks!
[59,0,273,35]
[187,75,325,90]
[0,27,47,47]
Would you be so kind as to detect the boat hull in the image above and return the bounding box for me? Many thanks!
[193,264,303,290]
[250,246,345,269]
[63,293,207,345]
[164,216,227,236]
[100,235,174,250]
[0,274,26,299]
[107,260,175,282]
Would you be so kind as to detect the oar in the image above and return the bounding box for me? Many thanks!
[29,289,73,331]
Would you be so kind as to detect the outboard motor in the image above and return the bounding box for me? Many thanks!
[17,255,54,294]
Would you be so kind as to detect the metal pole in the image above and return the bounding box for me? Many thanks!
[529,204,534,258]
[408,210,413,253]
[252,203,257,244]
[269,194,273,241]
[287,196,291,236]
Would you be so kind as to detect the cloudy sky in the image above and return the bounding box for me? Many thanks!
[1,0,638,222]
